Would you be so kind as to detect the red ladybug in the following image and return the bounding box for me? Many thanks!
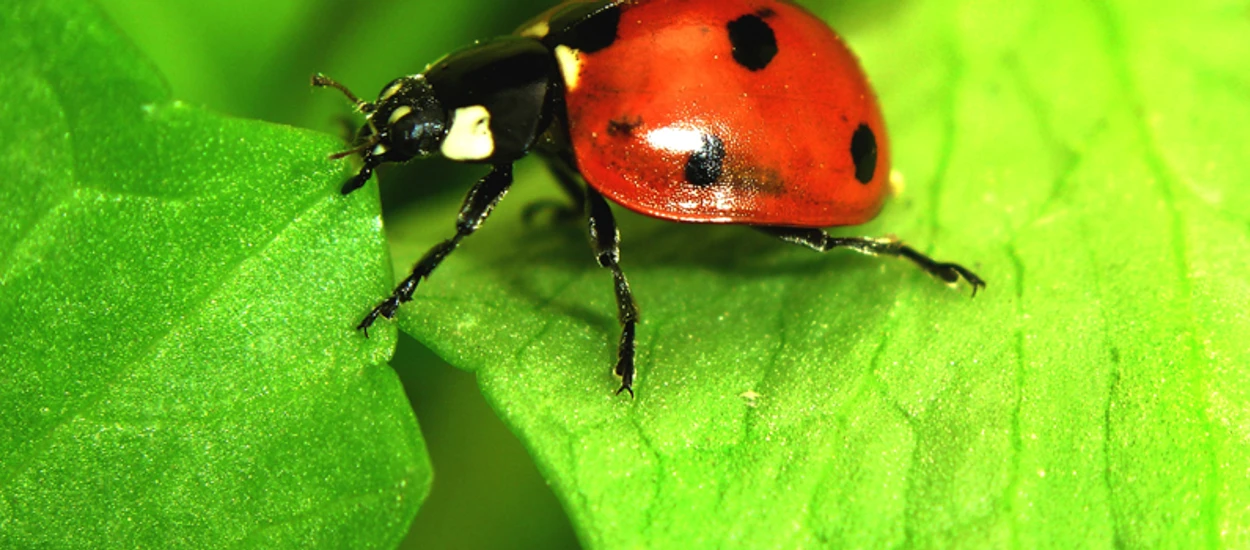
[314,0,985,397]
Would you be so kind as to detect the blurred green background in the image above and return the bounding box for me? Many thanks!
[90,0,577,547]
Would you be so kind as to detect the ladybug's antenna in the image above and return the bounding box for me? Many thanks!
[312,73,376,114]
[327,134,381,161]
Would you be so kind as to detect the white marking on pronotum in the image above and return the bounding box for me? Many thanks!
[387,105,413,125]
[554,45,583,91]
[440,105,494,160]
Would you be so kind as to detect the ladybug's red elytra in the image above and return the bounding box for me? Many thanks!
[314,0,985,397]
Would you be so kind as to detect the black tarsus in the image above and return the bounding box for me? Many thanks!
[585,186,640,397]
[757,226,986,296]
[356,164,515,335]
[340,154,381,195]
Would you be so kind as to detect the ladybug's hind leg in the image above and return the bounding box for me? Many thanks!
[585,186,640,397]
[356,164,514,334]
[758,227,986,296]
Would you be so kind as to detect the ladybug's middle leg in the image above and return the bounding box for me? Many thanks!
[585,186,640,397]
[356,164,514,335]
[758,226,987,296]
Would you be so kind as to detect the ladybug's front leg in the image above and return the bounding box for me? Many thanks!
[585,187,640,397]
[758,227,987,295]
[357,164,514,335]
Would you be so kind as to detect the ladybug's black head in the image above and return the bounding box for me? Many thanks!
[312,36,553,194]
[363,75,448,159]
[312,73,448,180]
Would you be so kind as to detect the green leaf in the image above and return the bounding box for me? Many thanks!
[0,1,429,547]
[384,0,1250,547]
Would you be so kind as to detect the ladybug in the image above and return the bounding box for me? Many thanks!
[314,0,985,397]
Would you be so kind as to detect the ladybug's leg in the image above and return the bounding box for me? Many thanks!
[339,153,383,195]
[758,227,986,296]
[585,186,640,397]
[334,126,394,195]
[356,164,514,335]
[311,73,387,195]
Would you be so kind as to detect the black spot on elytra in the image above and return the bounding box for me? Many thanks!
[607,115,643,137]
[727,14,778,71]
[755,7,776,19]
[851,123,878,184]
[551,1,621,53]
[685,134,726,187]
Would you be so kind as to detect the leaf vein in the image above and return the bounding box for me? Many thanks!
[1094,2,1221,545]
[0,190,333,492]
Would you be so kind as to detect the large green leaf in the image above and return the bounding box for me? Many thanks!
[383,0,1250,547]
[0,1,428,547]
